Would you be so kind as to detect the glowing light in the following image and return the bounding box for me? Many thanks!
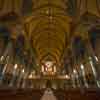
[0,56,4,61]
[89,58,96,77]
[54,65,56,73]
[45,61,53,68]
[14,64,18,69]
[73,69,77,74]
[89,56,92,60]
[29,74,33,79]
[80,64,85,77]
[2,64,7,74]
[80,64,88,88]
[88,57,100,87]
[65,75,70,79]
[97,81,100,88]
[80,64,84,70]
[95,56,98,62]
[41,65,44,72]
[22,69,24,73]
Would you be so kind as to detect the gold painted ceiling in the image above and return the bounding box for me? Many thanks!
[0,0,100,67]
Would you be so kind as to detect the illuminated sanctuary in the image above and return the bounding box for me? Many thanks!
[0,0,99,100]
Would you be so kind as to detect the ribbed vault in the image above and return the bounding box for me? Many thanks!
[0,0,100,69]
[22,0,70,64]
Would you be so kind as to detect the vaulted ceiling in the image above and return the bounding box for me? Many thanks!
[0,0,100,67]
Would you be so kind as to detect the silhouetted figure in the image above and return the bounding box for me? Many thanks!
[46,80,51,88]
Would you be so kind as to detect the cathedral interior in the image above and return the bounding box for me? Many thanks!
[0,0,100,100]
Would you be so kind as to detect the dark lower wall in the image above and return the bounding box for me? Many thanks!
[54,88,100,100]
[0,88,99,100]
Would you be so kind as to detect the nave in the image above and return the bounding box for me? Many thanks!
[0,0,99,100]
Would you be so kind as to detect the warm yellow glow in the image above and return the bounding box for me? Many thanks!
[22,69,24,73]
[73,69,77,74]
[80,64,84,70]
[41,65,44,72]
[54,65,56,73]
[0,56,4,61]
[14,64,18,69]
[65,75,70,79]
[95,56,99,62]
[29,74,33,79]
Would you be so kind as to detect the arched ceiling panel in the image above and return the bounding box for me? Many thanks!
[37,48,61,62]
[32,0,67,12]
[0,0,23,15]
[25,13,71,24]
[87,0,100,17]
[0,0,100,69]
[39,52,59,63]
[26,15,70,38]
[35,39,63,53]
[33,29,65,46]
